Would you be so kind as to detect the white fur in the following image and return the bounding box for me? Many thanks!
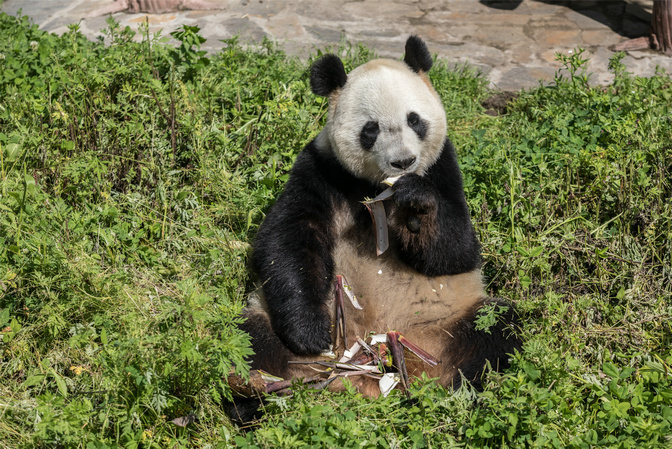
[316,59,447,182]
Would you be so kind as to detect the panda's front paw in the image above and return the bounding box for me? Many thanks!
[273,309,332,355]
[390,173,439,238]
[391,174,439,214]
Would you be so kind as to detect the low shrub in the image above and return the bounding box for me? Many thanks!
[1,12,670,448]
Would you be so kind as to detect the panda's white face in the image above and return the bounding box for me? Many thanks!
[317,59,447,183]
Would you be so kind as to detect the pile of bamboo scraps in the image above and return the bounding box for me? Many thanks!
[227,330,439,400]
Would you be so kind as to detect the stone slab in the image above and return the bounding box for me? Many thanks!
[1,0,670,91]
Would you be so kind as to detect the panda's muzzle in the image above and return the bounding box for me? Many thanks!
[391,156,417,171]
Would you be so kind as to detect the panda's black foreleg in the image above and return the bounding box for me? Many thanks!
[388,173,481,276]
[444,298,522,390]
[250,165,338,356]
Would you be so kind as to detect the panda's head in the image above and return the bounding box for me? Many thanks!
[311,36,447,183]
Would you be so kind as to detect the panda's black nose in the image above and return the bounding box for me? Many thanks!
[391,157,417,170]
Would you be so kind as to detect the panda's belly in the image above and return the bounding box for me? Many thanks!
[332,236,486,342]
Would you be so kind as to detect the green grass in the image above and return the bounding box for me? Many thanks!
[1,11,671,449]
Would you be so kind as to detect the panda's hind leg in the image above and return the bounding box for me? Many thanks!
[443,298,521,391]
[239,309,296,378]
[226,396,265,426]
[226,309,296,424]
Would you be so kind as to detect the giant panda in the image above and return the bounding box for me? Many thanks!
[231,36,521,421]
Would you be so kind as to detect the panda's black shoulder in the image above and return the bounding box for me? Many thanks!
[425,138,469,201]
[251,138,376,292]
[284,139,378,202]
[254,139,374,236]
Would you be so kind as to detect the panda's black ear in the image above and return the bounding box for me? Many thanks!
[310,54,348,97]
[404,35,433,73]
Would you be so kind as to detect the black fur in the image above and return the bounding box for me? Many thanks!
[310,54,348,97]
[442,299,521,390]
[225,310,297,424]
[251,137,481,355]
[403,35,433,73]
[239,310,297,377]
[407,112,427,140]
[389,141,481,276]
[226,397,264,427]
[360,120,380,150]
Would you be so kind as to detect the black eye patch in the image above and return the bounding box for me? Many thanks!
[360,120,380,150]
[407,112,427,140]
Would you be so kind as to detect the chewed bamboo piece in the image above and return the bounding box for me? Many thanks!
[362,175,403,256]
[227,370,329,398]
[382,175,402,187]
